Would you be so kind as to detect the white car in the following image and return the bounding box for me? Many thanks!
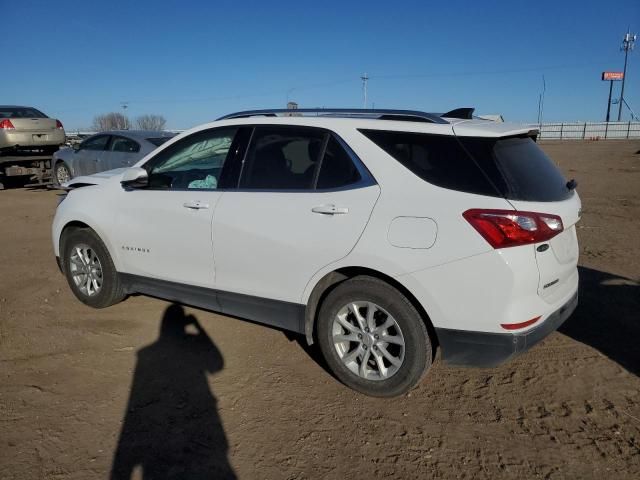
[52,108,580,397]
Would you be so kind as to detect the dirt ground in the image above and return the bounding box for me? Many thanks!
[1,140,639,479]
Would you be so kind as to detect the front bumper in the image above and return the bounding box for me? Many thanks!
[435,290,578,367]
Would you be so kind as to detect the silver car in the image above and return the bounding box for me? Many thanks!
[0,105,66,154]
[53,130,176,184]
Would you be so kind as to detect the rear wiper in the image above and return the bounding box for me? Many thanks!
[566,179,578,190]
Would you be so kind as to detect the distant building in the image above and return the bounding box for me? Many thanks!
[285,101,300,116]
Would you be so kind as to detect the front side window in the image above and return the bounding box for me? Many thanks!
[239,126,325,190]
[81,135,110,151]
[146,128,237,189]
[110,136,140,153]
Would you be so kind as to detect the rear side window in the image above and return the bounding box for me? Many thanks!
[458,136,571,202]
[360,130,497,196]
[239,126,325,190]
[0,107,47,118]
[317,137,361,189]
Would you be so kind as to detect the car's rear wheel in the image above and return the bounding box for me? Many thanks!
[61,228,125,308]
[317,276,432,397]
[54,162,71,185]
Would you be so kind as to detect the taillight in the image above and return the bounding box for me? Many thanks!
[0,119,15,129]
[463,209,564,249]
[55,119,64,129]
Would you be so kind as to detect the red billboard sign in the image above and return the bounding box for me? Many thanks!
[602,72,624,81]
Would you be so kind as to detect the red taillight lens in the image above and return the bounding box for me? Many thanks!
[0,119,15,129]
[55,119,64,129]
[463,209,564,249]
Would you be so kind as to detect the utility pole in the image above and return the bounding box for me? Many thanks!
[618,29,636,121]
[361,73,369,109]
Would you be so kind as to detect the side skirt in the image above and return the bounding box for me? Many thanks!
[120,273,305,333]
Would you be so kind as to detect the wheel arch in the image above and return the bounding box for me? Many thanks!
[58,220,120,272]
[303,266,439,350]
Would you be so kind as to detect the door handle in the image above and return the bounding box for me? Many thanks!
[183,201,210,210]
[311,204,349,215]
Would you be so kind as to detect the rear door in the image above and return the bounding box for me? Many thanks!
[212,125,380,303]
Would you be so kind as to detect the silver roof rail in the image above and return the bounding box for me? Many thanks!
[216,108,450,124]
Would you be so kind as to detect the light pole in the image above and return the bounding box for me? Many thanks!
[617,30,636,121]
[361,73,369,109]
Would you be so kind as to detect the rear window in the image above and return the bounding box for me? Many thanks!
[361,130,571,202]
[147,136,174,147]
[0,107,47,119]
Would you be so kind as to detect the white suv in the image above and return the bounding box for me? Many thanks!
[52,108,580,397]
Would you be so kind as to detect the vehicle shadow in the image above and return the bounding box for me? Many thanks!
[559,266,640,376]
[110,304,236,480]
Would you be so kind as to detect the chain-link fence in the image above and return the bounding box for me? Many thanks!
[538,122,640,140]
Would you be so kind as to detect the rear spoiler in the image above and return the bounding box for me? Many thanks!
[442,107,475,120]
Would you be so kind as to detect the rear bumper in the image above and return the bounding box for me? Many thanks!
[435,289,578,367]
[0,130,65,149]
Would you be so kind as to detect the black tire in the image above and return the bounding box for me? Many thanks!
[317,276,432,397]
[54,161,72,185]
[61,228,125,308]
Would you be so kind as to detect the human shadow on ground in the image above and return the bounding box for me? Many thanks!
[559,266,640,376]
[111,304,235,480]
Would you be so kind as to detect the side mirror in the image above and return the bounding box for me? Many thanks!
[121,167,149,189]
[72,143,81,151]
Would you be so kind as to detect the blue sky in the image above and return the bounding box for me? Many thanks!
[4,0,639,129]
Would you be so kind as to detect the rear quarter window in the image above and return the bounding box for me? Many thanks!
[361,129,572,202]
[458,136,572,202]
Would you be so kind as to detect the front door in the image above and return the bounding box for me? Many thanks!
[212,126,380,303]
[112,127,241,288]
[74,134,110,175]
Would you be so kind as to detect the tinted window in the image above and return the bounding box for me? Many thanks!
[317,137,361,189]
[458,136,571,201]
[81,135,110,151]
[239,126,325,190]
[361,130,497,196]
[110,136,140,153]
[0,107,47,118]
[147,128,237,189]
[146,136,175,147]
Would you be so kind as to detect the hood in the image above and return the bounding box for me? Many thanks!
[63,168,128,188]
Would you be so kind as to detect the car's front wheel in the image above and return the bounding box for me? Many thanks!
[317,276,433,397]
[61,228,125,308]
